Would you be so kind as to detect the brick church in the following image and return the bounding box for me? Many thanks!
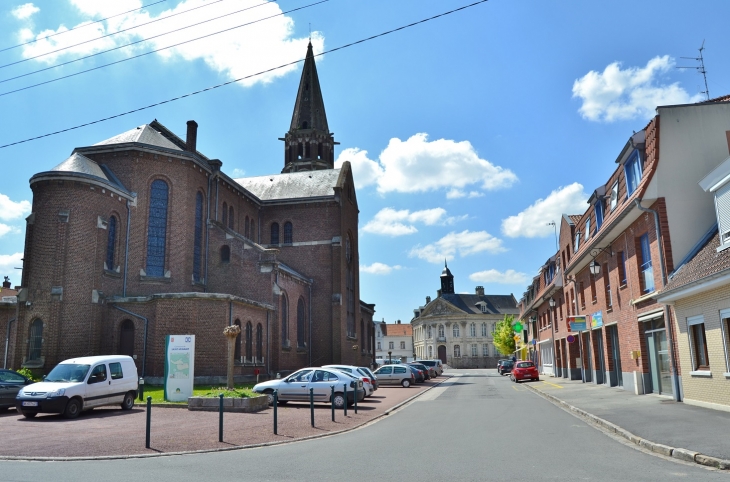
[5,42,376,381]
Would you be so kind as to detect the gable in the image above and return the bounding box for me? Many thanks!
[419,298,466,318]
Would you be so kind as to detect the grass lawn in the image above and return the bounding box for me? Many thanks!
[140,385,256,404]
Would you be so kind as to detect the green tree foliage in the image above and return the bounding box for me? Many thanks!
[493,315,516,356]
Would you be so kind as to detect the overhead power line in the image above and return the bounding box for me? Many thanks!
[0,0,490,150]
[0,0,168,54]
[0,0,243,70]
[0,0,311,96]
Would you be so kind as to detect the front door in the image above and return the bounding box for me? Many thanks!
[581,332,592,383]
[437,345,447,364]
[646,329,673,396]
[595,329,606,385]
[608,325,623,387]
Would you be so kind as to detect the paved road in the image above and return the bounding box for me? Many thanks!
[3,370,727,481]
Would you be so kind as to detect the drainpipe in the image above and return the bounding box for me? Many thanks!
[634,198,681,401]
[123,199,131,297]
[111,305,149,378]
[228,301,232,327]
[308,282,313,367]
[205,173,211,292]
[4,317,15,369]
[266,310,270,377]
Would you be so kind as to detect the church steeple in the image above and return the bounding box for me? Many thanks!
[280,41,338,173]
[440,260,455,295]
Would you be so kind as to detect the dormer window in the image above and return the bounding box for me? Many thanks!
[584,219,591,241]
[699,157,730,252]
[624,149,643,197]
[595,200,604,231]
[574,231,581,253]
[609,182,618,210]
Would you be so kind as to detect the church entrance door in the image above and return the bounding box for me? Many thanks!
[437,345,447,364]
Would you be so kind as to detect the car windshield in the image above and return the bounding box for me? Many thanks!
[516,362,535,368]
[45,364,90,382]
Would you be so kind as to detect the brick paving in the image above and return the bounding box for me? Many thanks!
[0,378,445,458]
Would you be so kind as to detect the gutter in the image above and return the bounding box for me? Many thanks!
[123,199,132,297]
[4,317,15,369]
[657,269,730,303]
[111,305,149,378]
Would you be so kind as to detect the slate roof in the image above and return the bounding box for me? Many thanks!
[663,227,730,294]
[441,293,519,315]
[381,324,412,337]
[51,152,109,180]
[94,124,182,151]
[235,169,340,201]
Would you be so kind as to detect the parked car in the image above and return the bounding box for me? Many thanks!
[359,367,379,390]
[407,365,425,383]
[323,365,376,396]
[408,362,433,379]
[498,360,514,375]
[415,359,443,376]
[252,367,365,408]
[0,369,33,412]
[374,364,415,387]
[510,361,539,383]
[15,355,139,419]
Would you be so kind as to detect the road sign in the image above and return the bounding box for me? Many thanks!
[513,334,521,341]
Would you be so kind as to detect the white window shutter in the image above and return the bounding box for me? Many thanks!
[716,183,730,242]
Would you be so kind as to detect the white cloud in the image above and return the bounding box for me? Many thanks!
[18,0,322,87]
[0,252,23,275]
[360,262,402,275]
[469,269,529,285]
[409,230,505,263]
[0,224,13,237]
[573,56,705,122]
[230,168,245,177]
[501,183,587,238]
[362,207,464,237]
[12,3,40,19]
[0,194,32,221]
[336,133,517,196]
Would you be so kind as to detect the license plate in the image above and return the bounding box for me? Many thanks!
[22,401,38,407]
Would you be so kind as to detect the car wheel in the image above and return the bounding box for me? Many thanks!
[21,411,37,418]
[401,379,411,388]
[121,391,135,410]
[263,390,275,406]
[332,392,346,409]
[64,399,82,419]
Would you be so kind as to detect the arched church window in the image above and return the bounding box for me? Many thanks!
[245,321,253,361]
[228,206,234,229]
[317,143,323,159]
[106,215,117,271]
[298,143,303,159]
[220,245,230,263]
[146,179,168,277]
[256,323,263,362]
[302,121,308,129]
[297,298,306,348]
[245,216,249,238]
[281,292,289,346]
[120,319,134,356]
[284,222,293,244]
[234,320,242,361]
[193,192,203,283]
[222,202,228,226]
[271,222,279,244]
[28,319,43,361]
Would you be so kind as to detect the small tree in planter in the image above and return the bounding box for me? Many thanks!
[223,324,241,389]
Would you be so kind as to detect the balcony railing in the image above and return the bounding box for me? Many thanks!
[641,261,654,293]
[436,336,446,342]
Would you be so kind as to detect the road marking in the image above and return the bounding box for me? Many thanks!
[540,380,563,389]
[512,385,525,391]
[415,375,461,401]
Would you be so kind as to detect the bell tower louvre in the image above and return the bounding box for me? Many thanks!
[280,41,338,173]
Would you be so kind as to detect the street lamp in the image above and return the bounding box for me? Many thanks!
[548,297,556,308]
[589,259,600,276]
[388,351,392,364]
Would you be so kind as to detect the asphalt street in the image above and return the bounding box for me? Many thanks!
[2,370,728,481]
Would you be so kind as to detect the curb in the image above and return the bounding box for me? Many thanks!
[524,383,730,471]
[0,374,453,462]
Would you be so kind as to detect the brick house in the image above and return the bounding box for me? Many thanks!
[411,264,519,368]
[7,42,376,382]
[520,96,730,399]
[1,277,19,369]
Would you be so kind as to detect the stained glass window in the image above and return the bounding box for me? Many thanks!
[146,180,168,277]
[106,215,117,270]
[193,192,203,282]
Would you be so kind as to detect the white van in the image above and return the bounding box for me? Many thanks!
[16,355,139,419]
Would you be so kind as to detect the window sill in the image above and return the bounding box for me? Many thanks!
[592,300,598,305]
[346,336,357,341]
[103,269,121,279]
[690,370,712,378]
[724,373,730,379]
[619,284,628,290]
[140,275,172,284]
[296,347,307,354]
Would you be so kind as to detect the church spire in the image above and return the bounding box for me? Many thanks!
[280,41,338,173]
[440,261,455,295]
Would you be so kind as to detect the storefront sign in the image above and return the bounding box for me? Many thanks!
[164,335,195,402]
[591,311,604,329]
[568,315,587,332]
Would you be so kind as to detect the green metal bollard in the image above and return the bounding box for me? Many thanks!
[309,388,314,427]
[343,383,347,416]
[330,385,335,422]
[138,378,144,401]
[219,393,224,442]
[145,396,151,449]
[273,390,278,435]
[354,383,358,414]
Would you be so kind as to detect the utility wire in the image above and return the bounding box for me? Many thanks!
[0,0,168,54]
[0,0,322,96]
[1,0,270,71]
[0,0,489,150]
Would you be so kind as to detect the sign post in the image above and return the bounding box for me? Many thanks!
[164,335,195,402]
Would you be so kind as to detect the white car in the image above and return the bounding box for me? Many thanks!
[16,355,138,419]
[323,365,377,397]
[253,367,365,408]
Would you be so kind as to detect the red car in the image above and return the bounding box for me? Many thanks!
[510,361,539,382]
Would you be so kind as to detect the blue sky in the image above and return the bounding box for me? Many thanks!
[1,0,729,324]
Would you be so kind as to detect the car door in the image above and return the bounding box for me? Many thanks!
[307,370,337,401]
[280,369,312,401]
[393,365,408,383]
[0,371,29,407]
[85,363,110,408]
[376,366,393,385]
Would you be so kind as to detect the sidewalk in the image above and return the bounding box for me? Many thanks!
[525,377,730,469]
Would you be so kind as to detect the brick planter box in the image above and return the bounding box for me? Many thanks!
[187,395,268,413]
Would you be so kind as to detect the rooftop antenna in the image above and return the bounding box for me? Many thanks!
[677,40,710,101]
[547,221,557,251]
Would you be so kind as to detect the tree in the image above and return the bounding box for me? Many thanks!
[492,315,516,356]
[223,324,241,389]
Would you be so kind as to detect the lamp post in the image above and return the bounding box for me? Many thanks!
[548,297,556,377]
[388,351,392,364]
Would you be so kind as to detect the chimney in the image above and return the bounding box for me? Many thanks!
[397,320,401,324]
[186,120,198,152]
[426,296,431,304]
[475,286,484,296]
[437,289,442,298]
[2,276,10,289]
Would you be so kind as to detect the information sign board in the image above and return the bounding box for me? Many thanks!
[164,335,195,402]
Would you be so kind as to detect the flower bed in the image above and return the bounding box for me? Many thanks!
[187,394,268,413]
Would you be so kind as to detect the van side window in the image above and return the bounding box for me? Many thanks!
[109,362,123,380]
[88,364,108,384]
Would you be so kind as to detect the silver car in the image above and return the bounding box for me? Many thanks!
[323,365,377,396]
[374,364,414,387]
[253,367,365,408]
